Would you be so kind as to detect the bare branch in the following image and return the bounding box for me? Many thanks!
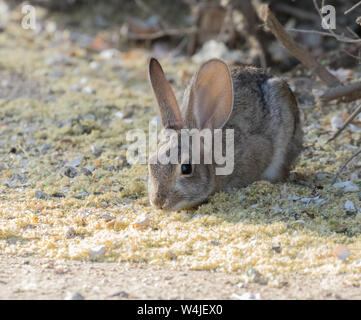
[273,3,319,22]
[345,1,361,15]
[134,0,170,30]
[122,27,197,41]
[317,81,361,104]
[286,28,361,43]
[331,148,361,184]
[327,102,361,142]
[259,5,341,87]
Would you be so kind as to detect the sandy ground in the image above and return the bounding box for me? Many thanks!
[0,3,360,301]
[0,254,360,300]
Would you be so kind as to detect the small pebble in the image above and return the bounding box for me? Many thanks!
[132,215,150,229]
[89,245,106,257]
[80,167,92,176]
[79,77,88,85]
[65,227,76,239]
[68,84,81,92]
[272,246,282,253]
[41,143,51,154]
[65,292,84,300]
[232,292,261,300]
[100,48,120,60]
[102,214,114,221]
[84,165,95,172]
[52,192,65,198]
[35,190,48,199]
[62,166,79,178]
[332,245,350,260]
[114,112,124,119]
[91,145,103,157]
[82,86,95,94]
[345,200,356,212]
[90,61,100,69]
[334,181,359,193]
[68,156,84,167]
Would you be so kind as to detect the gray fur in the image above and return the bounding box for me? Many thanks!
[148,60,303,210]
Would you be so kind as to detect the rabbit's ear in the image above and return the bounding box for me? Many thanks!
[149,58,183,130]
[190,59,233,129]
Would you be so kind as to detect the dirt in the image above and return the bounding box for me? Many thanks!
[0,254,360,300]
[0,2,360,301]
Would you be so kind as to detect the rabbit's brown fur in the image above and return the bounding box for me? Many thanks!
[148,58,303,210]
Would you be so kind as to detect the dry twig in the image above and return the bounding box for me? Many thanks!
[330,148,361,184]
[122,27,197,41]
[286,28,361,43]
[259,4,341,87]
[328,102,361,142]
[318,81,361,104]
[345,1,361,15]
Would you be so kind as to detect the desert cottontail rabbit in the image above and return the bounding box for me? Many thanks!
[148,58,303,210]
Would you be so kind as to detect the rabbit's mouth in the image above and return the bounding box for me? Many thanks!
[151,195,208,211]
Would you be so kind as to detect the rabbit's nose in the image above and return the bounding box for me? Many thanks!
[152,194,165,209]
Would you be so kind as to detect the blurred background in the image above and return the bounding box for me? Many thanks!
[1,0,360,72]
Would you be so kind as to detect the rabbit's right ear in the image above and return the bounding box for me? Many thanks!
[189,59,233,130]
[149,58,183,130]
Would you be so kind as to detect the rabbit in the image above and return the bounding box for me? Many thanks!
[148,57,303,211]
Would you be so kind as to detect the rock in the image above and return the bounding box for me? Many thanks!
[65,292,84,300]
[89,245,106,257]
[191,213,205,220]
[68,156,84,167]
[300,196,324,205]
[74,191,89,199]
[80,167,92,176]
[100,48,120,60]
[90,61,100,70]
[35,190,48,199]
[79,77,88,85]
[69,84,81,92]
[332,245,350,260]
[54,265,69,274]
[107,290,129,298]
[331,114,343,131]
[62,166,79,178]
[41,143,51,154]
[52,192,65,198]
[83,114,95,120]
[45,54,73,66]
[84,165,95,172]
[246,267,268,285]
[82,86,95,94]
[288,195,300,201]
[102,214,114,221]
[345,200,356,212]
[65,227,76,239]
[232,292,261,300]
[334,181,359,193]
[91,145,103,157]
[272,246,282,253]
[114,112,124,119]
[132,215,150,229]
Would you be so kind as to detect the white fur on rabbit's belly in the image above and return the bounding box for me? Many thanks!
[261,144,287,182]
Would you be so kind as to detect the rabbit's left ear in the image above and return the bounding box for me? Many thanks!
[189,59,233,129]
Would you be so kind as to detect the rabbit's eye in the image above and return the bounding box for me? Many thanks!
[181,164,192,175]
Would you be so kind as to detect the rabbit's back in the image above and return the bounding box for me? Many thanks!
[218,66,303,190]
